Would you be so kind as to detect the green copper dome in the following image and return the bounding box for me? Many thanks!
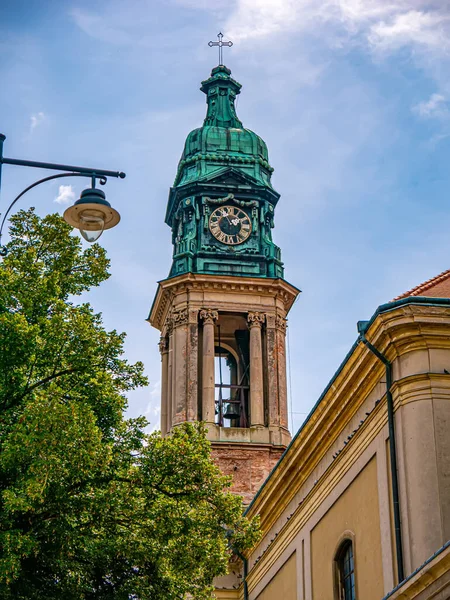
[165,65,283,280]
[173,65,274,188]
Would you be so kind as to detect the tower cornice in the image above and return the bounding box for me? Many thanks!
[148,273,300,332]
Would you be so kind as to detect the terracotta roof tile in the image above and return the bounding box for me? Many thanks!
[393,269,450,301]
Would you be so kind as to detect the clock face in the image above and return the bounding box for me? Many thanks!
[209,206,252,245]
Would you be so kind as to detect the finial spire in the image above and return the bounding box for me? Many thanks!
[208,32,233,66]
[200,65,242,129]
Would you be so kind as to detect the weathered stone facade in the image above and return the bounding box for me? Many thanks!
[149,273,299,499]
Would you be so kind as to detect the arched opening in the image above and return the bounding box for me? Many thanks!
[214,319,249,428]
[215,346,239,427]
[335,539,356,600]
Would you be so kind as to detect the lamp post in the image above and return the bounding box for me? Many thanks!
[0,133,124,255]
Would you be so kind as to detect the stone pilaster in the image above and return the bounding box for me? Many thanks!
[166,319,174,433]
[265,314,280,428]
[159,335,169,436]
[248,312,266,427]
[200,309,219,425]
[275,314,288,429]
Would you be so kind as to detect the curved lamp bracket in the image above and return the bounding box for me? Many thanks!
[0,172,109,256]
[0,133,125,256]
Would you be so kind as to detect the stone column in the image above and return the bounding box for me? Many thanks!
[276,314,289,429]
[159,335,169,436]
[172,308,188,425]
[248,312,265,427]
[200,309,218,424]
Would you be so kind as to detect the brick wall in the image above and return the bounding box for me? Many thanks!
[212,444,284,505]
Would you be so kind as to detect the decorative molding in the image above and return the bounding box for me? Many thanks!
[163,317,173,336]
[248,312,265,327]
[189,308,199,324]
[379,544,450,599]
[158,336,169,354]
[204,192,234,205]
[171,308,189,327]
[266,314,276,328]
[204,193,259,209]
[275,315,287,332]
[200,308,219,324]
[266,313,287,332]
[213,590,240,600]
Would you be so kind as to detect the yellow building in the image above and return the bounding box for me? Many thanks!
[148,61,450,599]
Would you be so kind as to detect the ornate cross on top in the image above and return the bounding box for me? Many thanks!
[208,32,233,66]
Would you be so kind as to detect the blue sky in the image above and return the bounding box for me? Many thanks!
[1,0,449,433]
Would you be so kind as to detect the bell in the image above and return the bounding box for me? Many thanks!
[223,402,240,420]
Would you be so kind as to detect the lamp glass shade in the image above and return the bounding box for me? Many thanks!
[79,211,105,243]
[63,186,121,242]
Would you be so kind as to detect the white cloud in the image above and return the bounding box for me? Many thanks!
[54,185,76,205]
[412,93,448,118]
[70,0,450,66]
[226,0,305,41]
[368,10,450,52]
[30,111,46,132]
[222,0,450,109]
[224,0,450,56]
[337,0,401,24]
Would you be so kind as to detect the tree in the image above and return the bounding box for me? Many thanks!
[0,209,259,599]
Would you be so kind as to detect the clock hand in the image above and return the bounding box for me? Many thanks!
[221,213,233,226]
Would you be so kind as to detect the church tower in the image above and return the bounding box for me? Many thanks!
[148,64,299,503]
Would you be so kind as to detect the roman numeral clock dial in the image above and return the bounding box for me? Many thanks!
[209,206,252,245]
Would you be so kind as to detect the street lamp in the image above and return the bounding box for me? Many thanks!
[63,180,120,243]
[0,133,124,254]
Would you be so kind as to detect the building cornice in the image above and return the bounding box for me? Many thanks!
[382,541,450,599]
[213,590,240,599]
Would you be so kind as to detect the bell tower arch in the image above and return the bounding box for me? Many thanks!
[148,65,300,503]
